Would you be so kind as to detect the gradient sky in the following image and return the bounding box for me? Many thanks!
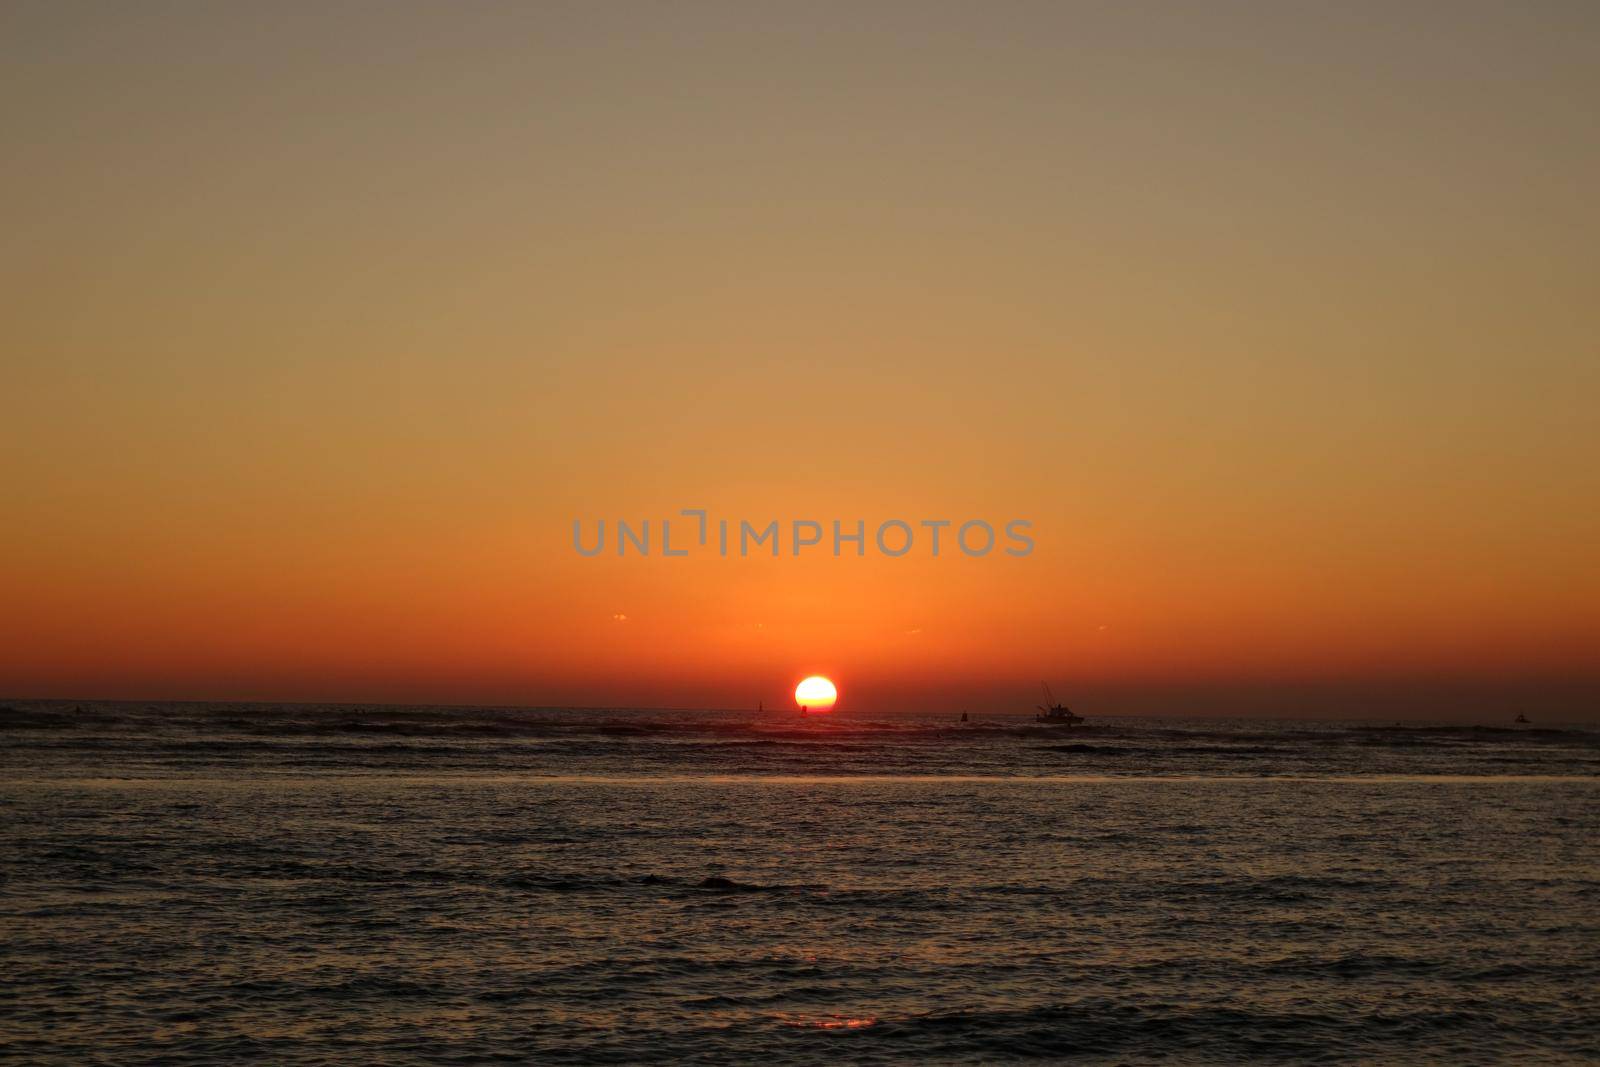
[3,2,1597,717]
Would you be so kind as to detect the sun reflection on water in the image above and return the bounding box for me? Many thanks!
[780,1014,878,1030]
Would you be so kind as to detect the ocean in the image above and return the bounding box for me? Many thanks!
[3,702,1597,1064]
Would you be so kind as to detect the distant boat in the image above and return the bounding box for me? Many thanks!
[1514,713,1530,724]
[1035,681,1084,726]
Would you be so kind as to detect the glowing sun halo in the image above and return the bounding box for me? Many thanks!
[795,675,837,711]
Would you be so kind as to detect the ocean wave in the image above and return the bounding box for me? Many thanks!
[4,702,1597,784]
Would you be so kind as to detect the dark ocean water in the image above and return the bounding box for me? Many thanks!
[2,701,1598,1064]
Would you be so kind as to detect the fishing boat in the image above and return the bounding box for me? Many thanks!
[1035,682,1083,725]
[1514,712,1530,724]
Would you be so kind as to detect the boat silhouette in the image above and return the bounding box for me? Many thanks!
[1035,682,1083,725]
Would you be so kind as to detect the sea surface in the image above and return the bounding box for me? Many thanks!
[2,701,1598,1064]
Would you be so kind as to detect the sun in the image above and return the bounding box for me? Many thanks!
[794,675,837,712]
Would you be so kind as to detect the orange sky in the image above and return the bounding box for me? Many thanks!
[2,4,1597,717]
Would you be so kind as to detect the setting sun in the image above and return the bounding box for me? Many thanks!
[795,676,838,712]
